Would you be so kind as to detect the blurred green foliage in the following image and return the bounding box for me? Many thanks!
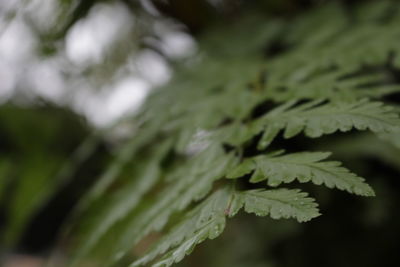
[1,1,400,267]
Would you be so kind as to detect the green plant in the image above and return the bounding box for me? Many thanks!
[62,1,400,266]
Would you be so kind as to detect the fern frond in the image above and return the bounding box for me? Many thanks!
[132,187,319,267]
[268,70,400,102]
[230,188,320,222]
[220,99,400,148]
[149,217,225,267]
[64,1,400,266]
[131,188,231,267]
[254,99,400,149]
[102,145,235,265]
[227,151,374,196]
[70,140,173,263]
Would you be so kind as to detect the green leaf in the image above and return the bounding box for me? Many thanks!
[226,158,255,178]
[228,151,374,196]
[132,186,320,267]
[231,188,320,222]
[254,99,400,149]
[97,145,235,266]
[131,188,231,267]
